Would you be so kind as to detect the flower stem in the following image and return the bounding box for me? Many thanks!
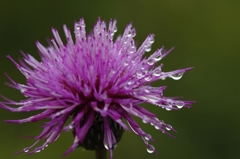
[95,149,107,159]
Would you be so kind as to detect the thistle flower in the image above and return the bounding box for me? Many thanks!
[0,18,194,159]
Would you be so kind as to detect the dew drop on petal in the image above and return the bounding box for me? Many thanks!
[166,107,171,111]
[146,144,155,153]
[161,77,166,80]
[142,119,149,124]
[123,62,129,66]
[166,125,172,131]
[144,136,150,141]
[176,101,185,108]
[127,32,132,37]
[129,46,136,54]
[104,142,110,150]
[104,141,117,150]
[150,39,154,44]
[144,89,150,93]
[127,80,134,85]
[145,47,151,52]
[154,125,160,130]
[76,23,81,30]
[137,72,143,79]
[147,59,154,65]
[144,76,152,81]
[114,26,117,33]
[23,148,29,152]
[170,72,184,80]
[153,70,161,76]
[154,56,161,61]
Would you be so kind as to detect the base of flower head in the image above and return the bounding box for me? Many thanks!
[72,112,124,151]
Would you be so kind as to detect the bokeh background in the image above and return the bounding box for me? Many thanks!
[0,0,239,159]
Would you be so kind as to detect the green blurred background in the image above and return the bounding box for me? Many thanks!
[0,0,239,159]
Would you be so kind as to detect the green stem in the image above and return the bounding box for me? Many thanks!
[95,149,107,159]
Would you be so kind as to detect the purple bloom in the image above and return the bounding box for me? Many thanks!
[1,18,194,158]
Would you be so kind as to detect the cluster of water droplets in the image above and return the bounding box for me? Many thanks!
[141,134,155,154]
[144,35,154,53]
[162,100,185,111]
[74,19,86,41]
[146,48,163,66]
[142,116,174,133]
[22,143,49,154]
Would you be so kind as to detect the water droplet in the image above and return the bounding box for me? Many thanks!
[35,150,41,153]
[153,56,162,61]
[145,47,151,52]
[147,59,154,65]
[176,101,184,108]
[114,26,117,33]
[161,77,166,80]
[76,23,81,30]
[142,119,148,124]
[69,125,73,129]
[154,125,160,130]
[144,136,150,141]
[150,39,154,44]
[81,23,86,28]
[127,81,134,85]
[131,59,136,63]
[104,142,117,150]
[20,89,26,93]
[45,144,48,147]
[146,144,155,153]
[170,72,184,80]
[137,72,143,79]
[123,62,129,66]
[129,50,135,54]
[144,76,152,81]
[144,89,150,93]
[153,70,161,76]
[127,32,132,37]
[166,126,172,131]
[23,148,29,152]
[166,107,171,111]
[150,122,154,126]
[104,143,109,150]
[129,46,136,54]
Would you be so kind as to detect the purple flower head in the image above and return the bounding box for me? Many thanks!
[1,18,194,158]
